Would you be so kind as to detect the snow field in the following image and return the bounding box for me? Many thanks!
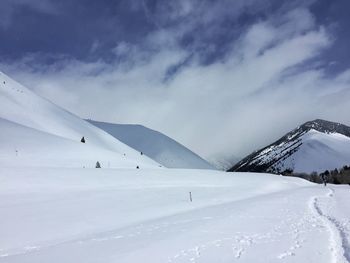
[1,71,350,263]
[1,168,349,263]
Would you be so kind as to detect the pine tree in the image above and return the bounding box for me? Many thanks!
[81,136,86,143]
[96,161,101,168]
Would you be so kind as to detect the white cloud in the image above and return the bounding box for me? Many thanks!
[2,7,350,165]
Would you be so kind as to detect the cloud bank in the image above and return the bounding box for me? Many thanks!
[2,1,350,166]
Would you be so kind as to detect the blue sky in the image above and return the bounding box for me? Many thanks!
[1,0,349,70]
[1,0,350,162]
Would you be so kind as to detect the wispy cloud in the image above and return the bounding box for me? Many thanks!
[1,3,350,164]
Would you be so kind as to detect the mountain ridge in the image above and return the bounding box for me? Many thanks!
[229,119,350,173]
[88,120,215,169]
[0,71,159,168]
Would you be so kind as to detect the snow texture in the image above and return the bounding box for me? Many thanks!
[1,72,350,263]
[1,168,350,263]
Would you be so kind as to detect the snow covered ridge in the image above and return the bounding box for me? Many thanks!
[229,119,350,174]
[0,71,160,168]
[88,120,215,169]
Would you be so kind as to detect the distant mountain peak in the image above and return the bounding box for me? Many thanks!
[299,119,350,137]
[229,119,350,174]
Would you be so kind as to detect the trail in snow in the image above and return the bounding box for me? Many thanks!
[0,186,340,263]
[310,186,350,263]
[1,168,350,263]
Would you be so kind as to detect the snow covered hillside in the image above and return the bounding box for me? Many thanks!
[0,72,159,168]
[2,73,350,263]
[1,167,350,263]
[290,130,350,173]
[88,120,214,169]
[230,119,350,174]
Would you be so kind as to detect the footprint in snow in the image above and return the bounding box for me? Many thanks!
[232,247,244,259]
[24,246,40,252]
[277,251,295,259]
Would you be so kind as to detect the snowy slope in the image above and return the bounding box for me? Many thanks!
[1,75,350,263]
[0,71,159,168]
[285,130,350,173]
[1,167,350,263]
[88,120,215,169]
[0,118,152,168]
[230,119,350,174]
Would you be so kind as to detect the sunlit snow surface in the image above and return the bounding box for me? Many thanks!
[1,168,350,263]
[1,72,350,263]
[292,130,350,173]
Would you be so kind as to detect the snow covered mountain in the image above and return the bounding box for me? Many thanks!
[0,71,159,168]
[2,72,350,263]
[88,120,215,169]
[229,119,350,174]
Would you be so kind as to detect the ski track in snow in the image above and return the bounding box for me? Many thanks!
[310,187,350,263]
[0,216,216,259]
[1,187,350,263]
[166,195,324,262]
[0,203,301,261]
[0,200,325,262]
